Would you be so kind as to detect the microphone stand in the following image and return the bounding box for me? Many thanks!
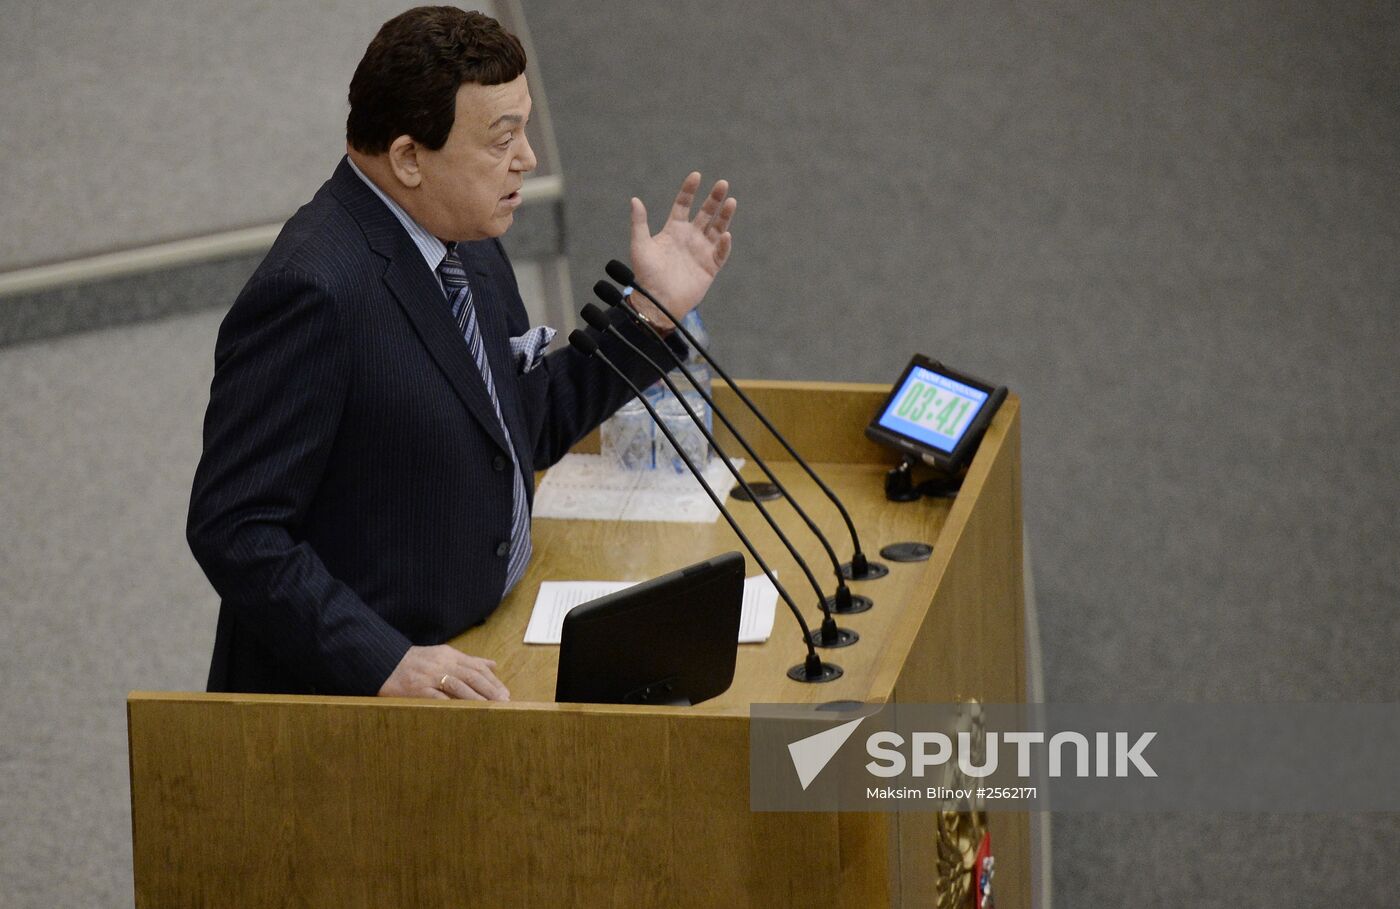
[593,282,871,616]
[583,304,856,649]
[603,260,887,581]
[567,329,841,683]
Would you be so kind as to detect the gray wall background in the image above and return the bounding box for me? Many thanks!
[1,1,1397,906]
[0,0,490,270]
[525,1,1400,903]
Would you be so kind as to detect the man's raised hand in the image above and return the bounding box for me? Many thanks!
[627,172,737,323]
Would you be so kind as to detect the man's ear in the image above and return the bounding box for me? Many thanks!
[387,135,423,188]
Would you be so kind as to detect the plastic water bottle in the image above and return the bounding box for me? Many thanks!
[655,308,713,472]
[600,397,655,470]
[602,308,713,472]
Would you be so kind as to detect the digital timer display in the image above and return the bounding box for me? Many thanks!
[876,366,989,453]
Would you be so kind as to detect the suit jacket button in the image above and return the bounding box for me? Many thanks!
[496,541,511,557]
[493,454,507,472]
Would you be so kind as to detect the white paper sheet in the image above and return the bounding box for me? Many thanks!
[524,574,777,645]
[532,453,746,523]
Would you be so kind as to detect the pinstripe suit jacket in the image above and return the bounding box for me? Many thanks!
[188,158,674,695]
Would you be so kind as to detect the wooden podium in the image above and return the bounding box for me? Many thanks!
[128,381,1027,908]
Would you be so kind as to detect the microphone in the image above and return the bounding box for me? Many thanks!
[592,282,871,617]
[567,329,841,684]
[601,260,887,581]
[581,302,856,648]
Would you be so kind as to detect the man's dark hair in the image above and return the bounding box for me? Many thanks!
[347,6,526,154]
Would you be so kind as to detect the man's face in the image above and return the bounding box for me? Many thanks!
[416,74,536,242]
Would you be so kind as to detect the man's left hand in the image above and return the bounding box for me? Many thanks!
[628,172,737,325]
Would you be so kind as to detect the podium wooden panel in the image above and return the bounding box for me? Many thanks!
[129,381,1027,908]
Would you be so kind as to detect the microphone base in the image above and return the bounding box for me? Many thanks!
[840,559,890,581]
[807,627,860,649]
[729,482,782,503]
[880,541,933,563]
[788,661,843,683]
[824,593,873,615]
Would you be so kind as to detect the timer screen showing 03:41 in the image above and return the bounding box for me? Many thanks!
[876,366,989,453]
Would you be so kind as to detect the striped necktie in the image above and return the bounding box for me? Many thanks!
[439,245,532,596]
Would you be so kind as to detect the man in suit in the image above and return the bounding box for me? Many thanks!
[187,7,736,700]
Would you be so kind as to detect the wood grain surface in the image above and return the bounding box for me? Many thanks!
[129,381,1028,908]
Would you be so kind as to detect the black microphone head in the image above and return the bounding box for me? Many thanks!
[605,259,635,287]
[579,302,610,331]
[567,329,599,357]
[592,280,625,308]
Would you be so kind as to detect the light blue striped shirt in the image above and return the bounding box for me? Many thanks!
[345,154,557,372]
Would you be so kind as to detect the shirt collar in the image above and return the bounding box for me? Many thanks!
[346,155,448,277]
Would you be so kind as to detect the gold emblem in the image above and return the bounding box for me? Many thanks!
[936,699,989,909]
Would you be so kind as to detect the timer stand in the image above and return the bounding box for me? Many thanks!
[877,455,959,563]
[884,454,963,503]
